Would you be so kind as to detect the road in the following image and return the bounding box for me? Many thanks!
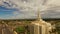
[0,24,14,34]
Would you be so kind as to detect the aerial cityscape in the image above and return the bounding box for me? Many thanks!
[0,0,60,34]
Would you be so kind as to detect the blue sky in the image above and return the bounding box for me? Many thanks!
[0,0,38,19]
[1,5,60,19]
[0,6,17,19]
[0,6,37,19]
[0,0,60,19]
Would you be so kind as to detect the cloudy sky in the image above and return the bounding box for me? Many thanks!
[0,0,60,19]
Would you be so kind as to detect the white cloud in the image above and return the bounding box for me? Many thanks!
[0,0,60,19]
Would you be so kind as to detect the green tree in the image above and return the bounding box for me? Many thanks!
[15,26,25,34]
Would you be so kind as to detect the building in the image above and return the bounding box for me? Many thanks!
[29,19,52,34]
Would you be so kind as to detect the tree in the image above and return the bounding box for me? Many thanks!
[15,26,25,34]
